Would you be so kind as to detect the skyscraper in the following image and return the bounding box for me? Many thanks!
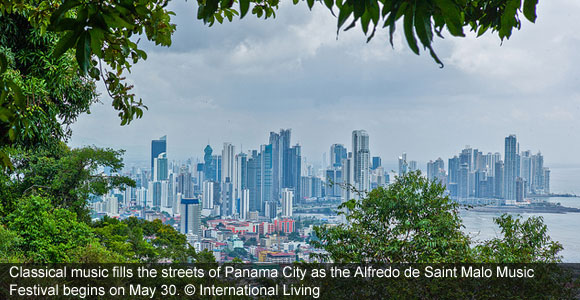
[371,156,382,170]
[203,145,217,182]
[504,135,518,201]
[282,188,293,217]
[531,152,545,194]
[239,189,250,220]
[520,150,532,195]
[342,152,354,201]
[151,135,166,177]
[153,152,168,181]
[494,160,504,199]
[180,198,201,237]
[202,181,214,210]
[398,153,407,176]
[259,144,273,214]
[458,163,469,199]
[247,150,261,212]
[352,130,370,193]
[269,132,281,202]
[233,152,248,205]
[330,144,347,168]
[221,143,235,184]
[284,144,301,204]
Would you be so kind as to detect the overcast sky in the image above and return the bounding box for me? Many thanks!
[70,0,580,170]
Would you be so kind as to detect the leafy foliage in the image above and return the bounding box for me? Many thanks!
[312,171,471,262]
[312,171,563,264]
[473,214,563,263]
[5,195,96,262]
[92,216,199,263]
[1,144,134,221]
[0,13,98,169]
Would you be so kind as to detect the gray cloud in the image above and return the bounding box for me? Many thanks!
[70,0,580,174]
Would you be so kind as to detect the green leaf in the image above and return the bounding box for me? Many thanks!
[337,2,353,32]
[433,0,464,37]
[307,0,315,10]
[361,11,370,34]
[414,2,432,48]
[52,31,79,59]
[324,0,334,11]
[499,0,521,39]
[6,81,25,107]
[523,0,538,22]
[404,5,419,55]
[0,52,7,74]
[49,0,81,26]
[240,0,250,18]
[353,0,365,19]
[75,31,92,75]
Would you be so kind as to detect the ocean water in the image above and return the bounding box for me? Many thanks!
[549,167,580,195]
[460,166,580,262]
[460,197,580,262]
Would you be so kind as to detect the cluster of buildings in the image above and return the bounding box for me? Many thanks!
[424,134,550,204]
[91,131,551,261]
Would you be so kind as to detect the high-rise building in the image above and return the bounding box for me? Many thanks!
[520,150,532,195]
[284,144,302,204]
[269,132,281,202]
[282,188,293,217]
[398,153,408,176]
[180,198,201,237]
[516,177,525,202]
[202,181,214,210]
[408,161,418,172]
[330,144,347,168]
[247,150,261,212]
[543,168,550,194]
[504,135,518,201]
[176,166,193,198]
[239,189,250,220]
[458,163,469,199]
[151,135,166,177]
[371,156,382,170]
[233,152,248,205]
[280,129,291,188]
[448,156,459,185]
[221,143,235,184]
[153,152,168,181]
[342,152,354,201]
[352,130,370,193]
[427,158,445,183]
[325,168,343,198]
[531,152,545,194]
[203,145,217,182]
[260,144,273,204]
[494,160,504,199]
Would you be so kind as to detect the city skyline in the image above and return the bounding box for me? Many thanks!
[94,130,559,229]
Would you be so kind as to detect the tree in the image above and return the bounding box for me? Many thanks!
[311,171,471,263]
[473,214,563,263]
[0,144,134,221]
[5,195,96,262]
[0,0,540,168]
[91,216,198,263]
[311,171,563,263]
[0,13,98,169]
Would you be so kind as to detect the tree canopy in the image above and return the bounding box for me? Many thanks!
[311,171,563,263]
